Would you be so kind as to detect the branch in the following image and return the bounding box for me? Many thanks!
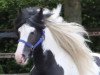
[0,32,17,39]
[89,31,100,36]
[0,53,14,58]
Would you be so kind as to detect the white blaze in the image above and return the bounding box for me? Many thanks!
[15,24,35,65]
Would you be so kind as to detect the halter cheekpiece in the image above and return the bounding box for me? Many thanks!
[18,31,45,51]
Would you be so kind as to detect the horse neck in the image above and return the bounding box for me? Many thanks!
[42,28,99,75]
[42,28,80,75]
[43,28,67,57]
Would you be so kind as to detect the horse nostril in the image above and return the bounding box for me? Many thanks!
[22,54,25,58]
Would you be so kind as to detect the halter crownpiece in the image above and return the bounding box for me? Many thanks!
[18,31,45,51]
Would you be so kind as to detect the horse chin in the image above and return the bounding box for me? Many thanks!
[19,58,29,66]
[15,56,29,66]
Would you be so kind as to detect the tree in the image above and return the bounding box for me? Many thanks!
[63,0,82,24]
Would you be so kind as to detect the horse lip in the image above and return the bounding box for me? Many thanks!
[20,55,27,64]
[15,53,29,65]
[16,55,27,65]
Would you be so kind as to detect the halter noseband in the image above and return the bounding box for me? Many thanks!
[18,31,45,51]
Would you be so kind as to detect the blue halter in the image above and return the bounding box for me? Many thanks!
[18,31,45,50]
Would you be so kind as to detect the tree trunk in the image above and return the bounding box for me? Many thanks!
[63,0,82,24]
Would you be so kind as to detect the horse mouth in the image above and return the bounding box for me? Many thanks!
[15,54,29,65]
[19,56,27,65]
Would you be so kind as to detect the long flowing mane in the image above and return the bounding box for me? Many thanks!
[44,5,99,75]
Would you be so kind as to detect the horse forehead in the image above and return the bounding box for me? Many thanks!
[18,24,35,33]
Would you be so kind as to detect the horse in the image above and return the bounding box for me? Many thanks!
[14,4,100,75]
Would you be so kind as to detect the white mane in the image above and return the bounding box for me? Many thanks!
[44,4,99,75]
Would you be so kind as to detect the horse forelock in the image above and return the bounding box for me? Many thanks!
[14,7,46,30]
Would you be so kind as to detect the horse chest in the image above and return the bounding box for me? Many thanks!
[30,50,64,75]
[51,50,79,75]
[30,50,79,75]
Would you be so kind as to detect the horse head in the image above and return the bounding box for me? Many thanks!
[14,7,50,65]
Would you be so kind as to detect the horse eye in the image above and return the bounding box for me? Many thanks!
[31,32,35,35]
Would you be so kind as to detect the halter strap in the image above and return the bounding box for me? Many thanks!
[18,31,45,51]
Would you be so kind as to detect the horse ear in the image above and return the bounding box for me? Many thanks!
[32,8,44,23]
[38,8,52,19]
[38,8,43,16]
[29,8,45,29]
[36,8,43,21]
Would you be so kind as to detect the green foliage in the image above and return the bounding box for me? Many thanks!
[0,65,4,73]
[81,0,100,52]
[0,0,8,11]
[0,58,33,74]
[0,0,62,29]
[0,39,16,53]
[81,0,100,27]
[90,37,100,52]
